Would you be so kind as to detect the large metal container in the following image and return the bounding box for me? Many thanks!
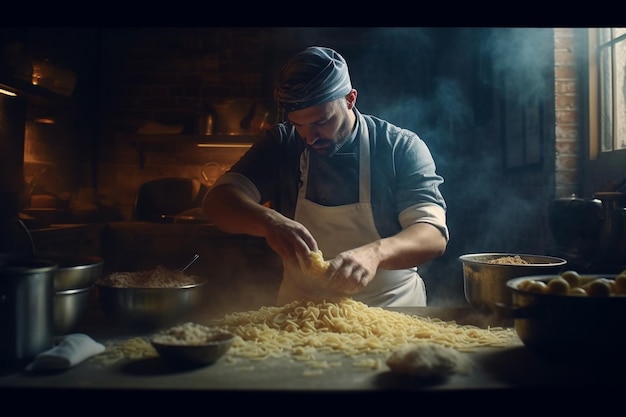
[0,259,57,370]
[38,253,104,291]
[53,286,92,335]
[96,280,208,330]
[459,253,567,314]
[507,274,625,358]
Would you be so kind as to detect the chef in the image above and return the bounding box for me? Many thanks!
[202,46,449,307]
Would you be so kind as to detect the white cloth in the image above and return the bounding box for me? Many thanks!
[277,119,426,307]
[26,333,105,371]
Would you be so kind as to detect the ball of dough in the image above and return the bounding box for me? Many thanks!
[386,342,472,378]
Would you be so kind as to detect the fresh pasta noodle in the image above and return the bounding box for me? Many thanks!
[212,298,517,361]
[94,337,158,366]
[299,250,330,279]
[91,298,517,376]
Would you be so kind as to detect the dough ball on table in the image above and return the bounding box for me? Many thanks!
[386,342,472,378]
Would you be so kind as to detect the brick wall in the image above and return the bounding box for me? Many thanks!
[99,28,279,132]
[553,28,580,199]
[94,28,368,221]
[96,28,282,220]
[18,28,588,224]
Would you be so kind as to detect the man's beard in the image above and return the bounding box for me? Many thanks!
[307,123,352,156]
[307,138,335,155]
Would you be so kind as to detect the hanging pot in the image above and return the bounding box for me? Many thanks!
[594,192,626,264]
[615,207,626,262]
[548,195,603,254]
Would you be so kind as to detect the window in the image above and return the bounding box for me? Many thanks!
[589,28,626,156]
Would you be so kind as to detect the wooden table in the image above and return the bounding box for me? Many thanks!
[1,304,623,414]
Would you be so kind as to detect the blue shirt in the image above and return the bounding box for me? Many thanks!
[215,109,449,240]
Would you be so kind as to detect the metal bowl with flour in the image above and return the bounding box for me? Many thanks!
[459,253,567,314]
[95,266,208,330]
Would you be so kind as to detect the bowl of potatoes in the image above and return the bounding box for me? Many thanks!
[506,270,626,358]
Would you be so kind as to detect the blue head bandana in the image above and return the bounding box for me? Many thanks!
[274,46,353,116]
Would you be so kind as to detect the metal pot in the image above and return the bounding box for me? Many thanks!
[594,192,626,264]
[38,252,104,291]
[506,274,625,358]
[54,286,92,335]
[0,259,57,370]
[133,177,209,222]
[548,195,603,256]
[459,253,567,313]
[95,280,208,330]
[615,207,626,261]
[212,98,268,135]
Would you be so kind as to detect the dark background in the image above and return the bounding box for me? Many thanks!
[2,27,623,307]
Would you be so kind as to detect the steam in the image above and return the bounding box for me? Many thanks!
[269,28,558,307]
[342,28,557,307]
[486,28,555,107]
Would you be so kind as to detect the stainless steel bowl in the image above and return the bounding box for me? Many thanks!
[459,253,567,314]
[54,286,92,335]
[39,253,104,291]
[95,281,208,330]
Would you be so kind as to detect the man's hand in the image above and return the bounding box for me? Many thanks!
[204,184,319,265]
[320,222,448,295]
[263,215,318,266]
[324,246,380,294]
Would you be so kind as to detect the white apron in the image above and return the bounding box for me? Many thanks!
[277,119,426,307]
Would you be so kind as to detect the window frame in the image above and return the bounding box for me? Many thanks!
[588,28,626,159]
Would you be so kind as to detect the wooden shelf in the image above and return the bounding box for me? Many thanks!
[0,74,70,105]
[120,134,256,168]
[124,134,256,147]
[128,134,257,142]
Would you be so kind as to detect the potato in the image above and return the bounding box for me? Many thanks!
[614,275,626,295]
[568,287,587,296]
[560,270,581,288]
[525,280,548,294]
[517,279,535,291]
[585,279,612,297]
[545,277,570,295]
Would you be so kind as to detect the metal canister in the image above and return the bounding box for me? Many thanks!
[197,113,214,135]
[0,259,57,370]
[204,114,214,135]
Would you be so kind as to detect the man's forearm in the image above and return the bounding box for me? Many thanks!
[375,222,448,270]
[202,184,272,238]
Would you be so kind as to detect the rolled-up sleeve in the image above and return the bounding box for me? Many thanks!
[399,202,449,241]
[208,172,262,203]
